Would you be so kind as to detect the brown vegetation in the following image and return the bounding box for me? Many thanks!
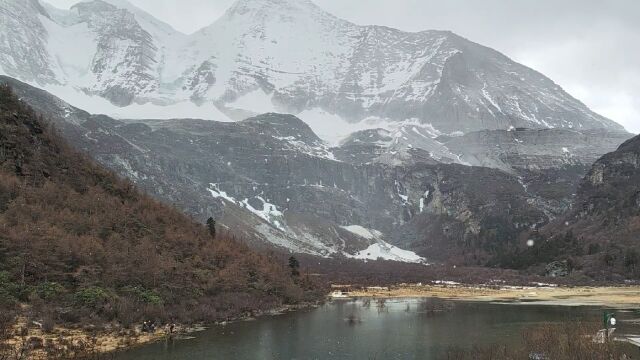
[296,254,592,287]
[446,322,631,360]
[348,283,640,308]
[0,85,324,357]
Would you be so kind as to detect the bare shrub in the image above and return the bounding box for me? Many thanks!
[447,321,630,360]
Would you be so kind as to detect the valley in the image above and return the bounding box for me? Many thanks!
[0,75,633,273]
[0,0,638,358]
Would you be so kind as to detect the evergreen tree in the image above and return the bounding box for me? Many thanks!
[288,256,300,277]
[206,217,216,239]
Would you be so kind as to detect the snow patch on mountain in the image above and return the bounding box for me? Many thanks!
[39,83,233,121]
[209,184,287,231]
[254,224,329,256]
[89,0,180,39]
[297,109,454,146]
[208,181,425,263]
[341,225,383,240]
[229,88,278,114]
[207,183,237,203]
[297,109,387,146]
[341,225,426,263]
[0,0,624,145]
[349,242,425,263]
[240,197,286,231]
[274,135,337,160]
[39,15,96,83]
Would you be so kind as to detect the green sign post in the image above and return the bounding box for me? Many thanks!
[603,312,617,329]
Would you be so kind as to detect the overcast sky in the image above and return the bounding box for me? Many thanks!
[46,0,640,133]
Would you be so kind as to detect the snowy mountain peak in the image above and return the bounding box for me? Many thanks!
[74,0,134,10]
[0,0,626,138]
[71,0,116,14]
[71,0,180,35]
[2,0,49,16]
[217,0,344,29]
[228,0,320,14]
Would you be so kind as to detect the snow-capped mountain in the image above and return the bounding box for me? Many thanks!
[0,0,633,264]
[0,0,625,146]
[2,76,631,264]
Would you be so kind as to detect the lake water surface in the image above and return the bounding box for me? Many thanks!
[115,299,617,360]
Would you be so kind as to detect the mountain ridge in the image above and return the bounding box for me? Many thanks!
[498,132,640,279]
[2,75,631,266]
[0,0,625,147]
[0,0,634,268]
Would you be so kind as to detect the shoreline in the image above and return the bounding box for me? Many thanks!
[339,283,640,308]
[6,283,640,358]
[4,319,206,359]
[3,302,321,359]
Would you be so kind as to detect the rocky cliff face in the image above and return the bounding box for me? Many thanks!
[4,76,630,265]
[70,1,159,105]
[442,128,631,173]
[494,134,640,278]
[575,135,640,221]
[0,0,55,84]
[0,0,624,144]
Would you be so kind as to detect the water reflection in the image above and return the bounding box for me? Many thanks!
[116,299,606,360]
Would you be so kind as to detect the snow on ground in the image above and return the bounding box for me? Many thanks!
[340,225,383,240]
[482,83,503,114]
[297,108,390,146]
[254,224,317,255]
[207,187,424,263]
[296,110,460,147]
[39,15,96,84]
[254,224,338,258]
[433,280,461,285]
[109,100,233,122]
[112,154,145,180]
[241,197,286,231]
[207,183,237,203]
[273,136,338,161]
[228,88,278,114]
[350,242,425,264]
[208,184,287,231]
[341,225,425,263]
[39,83,233,122]
[32,74,462,154]
[401,118,443,138]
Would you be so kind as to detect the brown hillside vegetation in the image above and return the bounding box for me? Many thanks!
[0,84,320,334]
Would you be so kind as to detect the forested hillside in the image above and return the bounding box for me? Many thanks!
[0,84,318,332]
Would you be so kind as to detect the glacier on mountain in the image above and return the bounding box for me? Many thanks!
[0,0,625,144]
